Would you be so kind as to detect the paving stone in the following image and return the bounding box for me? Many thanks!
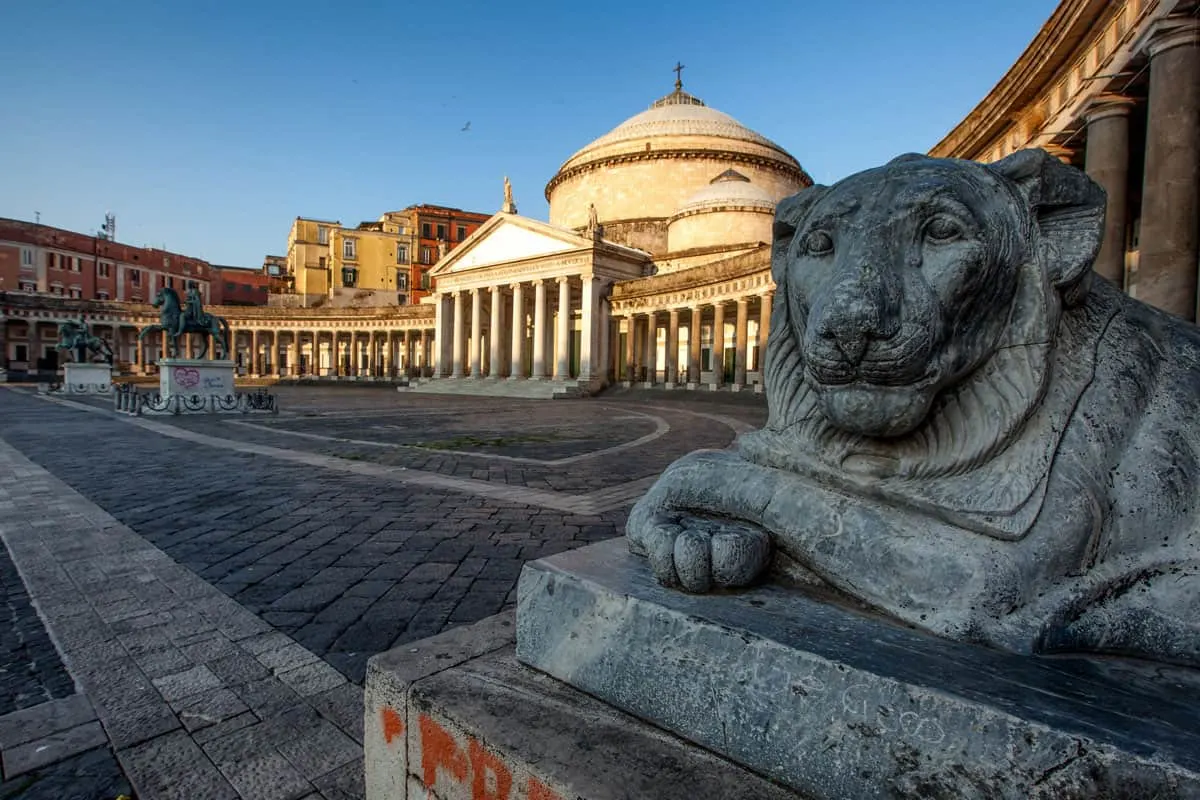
[0,693,96,750]
[312,758,365,800]
[274,715,360,782]
[151,665,224,704]
[0,745,132,800]
[308,683,364,744]
[276,660,346,698]
[175,688,250,733]
[1,721,107,778]
[256,642,321,674]
[202,722,314,800]
[119,729,238,800]
[206,650,271,686]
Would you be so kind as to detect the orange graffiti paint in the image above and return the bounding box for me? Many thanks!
[380,706,405,745]
[420,714,469,787]
[526,777,562,800]
[468,739,514,800]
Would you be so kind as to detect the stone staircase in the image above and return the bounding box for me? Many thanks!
[402,377,591,400]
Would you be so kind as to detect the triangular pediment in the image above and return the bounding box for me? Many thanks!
[430,214,595,275]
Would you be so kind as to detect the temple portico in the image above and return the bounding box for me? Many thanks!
[427,213,647,390]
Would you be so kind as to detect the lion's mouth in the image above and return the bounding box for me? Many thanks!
[805,356,935,389]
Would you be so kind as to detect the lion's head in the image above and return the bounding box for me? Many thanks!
[749,149,1106,480]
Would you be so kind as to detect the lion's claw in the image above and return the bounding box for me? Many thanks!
[636,513,771,593]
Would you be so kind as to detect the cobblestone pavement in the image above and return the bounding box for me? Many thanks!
[0,385,766,799]
[0,539,74,716]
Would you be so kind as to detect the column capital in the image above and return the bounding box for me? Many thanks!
[1141,16,1200,60]
[736,296,750,307]
[1084,94,1136,125]
[509,282,523,292]
[555,275,571,286]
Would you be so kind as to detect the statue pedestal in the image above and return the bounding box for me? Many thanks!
[514,538,1200,799]
[158,359,236,399]
[61,362,114,394]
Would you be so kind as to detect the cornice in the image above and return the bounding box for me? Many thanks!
[544,148,813,200]
[929,0,1125,159]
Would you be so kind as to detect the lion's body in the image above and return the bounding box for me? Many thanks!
[627,149,1200,668]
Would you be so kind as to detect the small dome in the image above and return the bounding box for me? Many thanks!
[674,169,776,216]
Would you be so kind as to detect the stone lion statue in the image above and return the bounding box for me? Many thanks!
[627,148,1200,669]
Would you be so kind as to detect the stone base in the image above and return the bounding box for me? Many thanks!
[364,613,799,800]
[516,539,1200,800]
[60,362,114,394]
[158,358,236,399]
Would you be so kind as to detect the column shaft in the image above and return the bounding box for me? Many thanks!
[555,277,571,379]
[470,289,483,378]
[510,283,526,378]
[666,309,680,386]
[580,277,598,380]
[489,285,504,378]
[452,291,465,377]
[712,302,726,386]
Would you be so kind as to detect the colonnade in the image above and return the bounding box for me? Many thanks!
[133,327,436,379]
[433,275,610,383]
[1069,16,1199,318]
[615,292,772,390]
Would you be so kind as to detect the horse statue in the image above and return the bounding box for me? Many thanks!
[56,317,113,364]
[137,286,230,359]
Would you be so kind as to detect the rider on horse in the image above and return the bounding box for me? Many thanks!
[179,284,205,336]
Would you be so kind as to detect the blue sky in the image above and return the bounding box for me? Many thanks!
[0,0,1057,267]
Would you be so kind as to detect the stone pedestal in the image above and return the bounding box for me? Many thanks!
[61,362,114,394]
[516,539,1200,800]
[158,359,236,398]
[364,614,796,800]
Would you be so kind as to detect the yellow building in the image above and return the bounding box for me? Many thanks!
[327,221,409,304]
[286,217,338,303]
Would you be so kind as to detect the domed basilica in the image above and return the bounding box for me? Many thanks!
[424,76,812,396]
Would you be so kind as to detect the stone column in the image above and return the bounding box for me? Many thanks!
[711,301,726,387]
[310,330,319,375]
[251,330,260,376]
[580,277,599,381]
[644,312,658,384]
[555,277,571,379]
[419,329,429,377]
[451,291,465,377]
[532,280,548,379]
[665,309,680,387]
[688,305,702,384]
[598,294,611,384]
[1138,17,1200,319]
[734,298,750,388]
[510,283,526,379]
[1085,95,1136,288]
[489,285,503,378]
[470,289,483,378]
[136,334,146,374]
[624,315,636,383]
[758,292,772,372]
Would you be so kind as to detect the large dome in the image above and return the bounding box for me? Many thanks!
[545,82,811,256]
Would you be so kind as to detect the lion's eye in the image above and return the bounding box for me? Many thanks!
[803,231,834,256]
[925,217,964,243]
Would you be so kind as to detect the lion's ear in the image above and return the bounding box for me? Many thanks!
[772,185,829,282]
[988,148,1106,305]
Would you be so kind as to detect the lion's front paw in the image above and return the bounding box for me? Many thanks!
[629,513,771,593]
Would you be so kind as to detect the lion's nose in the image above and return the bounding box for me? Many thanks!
[829,333,868,365]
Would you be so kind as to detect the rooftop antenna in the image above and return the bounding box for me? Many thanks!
[35,211,40,224]
[101,212,116,243]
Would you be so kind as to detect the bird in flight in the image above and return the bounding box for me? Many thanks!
[461,121,471,132]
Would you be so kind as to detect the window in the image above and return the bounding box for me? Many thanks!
[18,281,35,292]
[421,222,432,238]
[436,224,447,240]
[225,282,236,291]
[51,284,64,295]
[19,248,34,267]
[396,271,409,290]
[163,256,170,268]
[456,225,467,242]
[420,246,434,265]
[47,252,57,269]
[343,238,357,259]
[397,293,408,305]
[98,262,111,278]
[396,245,408,264]
[68,287,82,299]
[14,345,27,362]
[318,226,329,244]
[420,271,431,291]
[341,267,357,287]
[397,225,406,235]
[319,256,326,269]
[131,270,142,286]
[97,291,110,300]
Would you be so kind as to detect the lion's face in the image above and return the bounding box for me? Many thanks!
[779,157,1032,438]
